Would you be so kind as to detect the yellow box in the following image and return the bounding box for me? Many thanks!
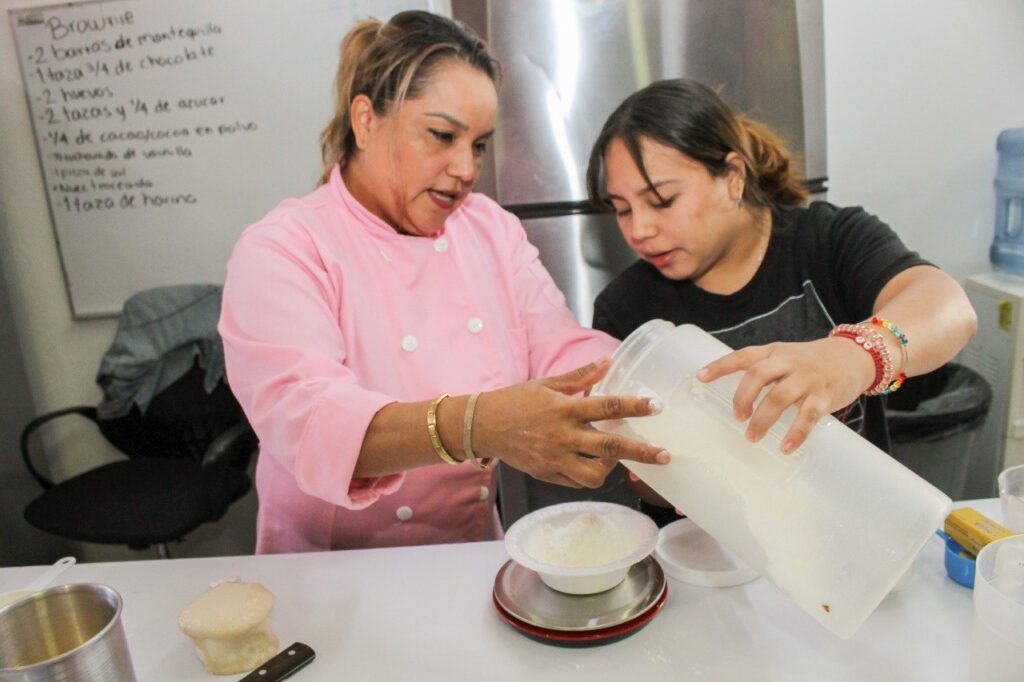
[944,507,1014,556]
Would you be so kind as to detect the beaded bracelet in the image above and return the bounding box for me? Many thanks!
[830,323,894,392]
[831,329,884,391]
[883,373,907,394]
[870,316,911,375]
[427,393,459,465]
[829,323,905,396]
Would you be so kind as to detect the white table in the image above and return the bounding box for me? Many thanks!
[0,500,999,681]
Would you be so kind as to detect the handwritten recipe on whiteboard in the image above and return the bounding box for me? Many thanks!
[9,0,444,317]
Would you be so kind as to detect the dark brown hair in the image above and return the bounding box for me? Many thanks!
[319,10,500,184]
[586,78,808,210]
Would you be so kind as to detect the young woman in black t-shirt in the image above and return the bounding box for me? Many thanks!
[586,79,977,515]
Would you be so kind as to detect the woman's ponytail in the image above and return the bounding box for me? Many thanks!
[737,115,808,208]
[319,19,381,185]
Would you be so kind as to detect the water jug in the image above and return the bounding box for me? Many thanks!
[592,321,951,638]
[991,127,1024,275]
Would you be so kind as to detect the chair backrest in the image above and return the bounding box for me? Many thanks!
[96,284,225,421]
[97,361,250,467]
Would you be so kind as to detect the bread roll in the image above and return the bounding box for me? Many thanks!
[178,580,278,675]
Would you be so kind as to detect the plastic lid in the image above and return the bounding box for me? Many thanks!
[938,531,976,589]
[654,518,759,587]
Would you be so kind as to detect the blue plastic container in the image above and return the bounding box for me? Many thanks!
[991,127,1024,275]
[941,532,976,588]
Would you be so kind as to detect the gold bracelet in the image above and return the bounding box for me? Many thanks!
[427,393,459,465]
[462,392,490,471]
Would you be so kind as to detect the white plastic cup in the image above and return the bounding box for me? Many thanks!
[592,321,952,638]
[969,534,1024,681]
[998,464,1024,533]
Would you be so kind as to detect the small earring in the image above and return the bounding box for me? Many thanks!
[737,197,742,208]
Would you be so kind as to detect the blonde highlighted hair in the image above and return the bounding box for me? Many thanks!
[318,10,500,184]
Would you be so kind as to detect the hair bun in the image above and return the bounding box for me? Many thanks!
[739,115,808,207]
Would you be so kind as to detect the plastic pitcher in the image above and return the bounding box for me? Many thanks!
[970,534,1024,681]
[991,127,1024,275]
[592,321,952,638]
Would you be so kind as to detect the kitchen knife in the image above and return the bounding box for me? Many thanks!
[239,642,315,681]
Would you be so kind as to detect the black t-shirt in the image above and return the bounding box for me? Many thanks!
[593,201,932,453]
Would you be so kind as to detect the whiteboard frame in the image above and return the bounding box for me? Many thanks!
[9,1,91,317]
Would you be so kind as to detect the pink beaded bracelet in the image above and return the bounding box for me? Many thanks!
[829,323,905,396]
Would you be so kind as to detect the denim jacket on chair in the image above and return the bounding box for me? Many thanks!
[96,284,225,419]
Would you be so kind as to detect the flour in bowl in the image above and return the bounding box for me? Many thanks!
[524,511,632,567]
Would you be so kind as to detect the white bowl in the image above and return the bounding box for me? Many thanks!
[504,502,659,595]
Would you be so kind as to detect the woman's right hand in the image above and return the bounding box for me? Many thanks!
[472,357,671,488]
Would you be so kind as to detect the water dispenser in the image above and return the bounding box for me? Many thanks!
[991,127,1024,275]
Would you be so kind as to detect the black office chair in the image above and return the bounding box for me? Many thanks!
[20,284,257,558]
[20,361,256,557]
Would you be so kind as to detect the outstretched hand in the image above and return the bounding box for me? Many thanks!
[474,357,670,488]
[697,337,877,453]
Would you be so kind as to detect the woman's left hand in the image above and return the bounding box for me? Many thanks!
[696,336,877,453]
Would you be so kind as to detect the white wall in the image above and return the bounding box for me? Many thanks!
[0,0,115,412]
[0,257,74,566]
[0,0,125,565]
[2,0,1022,564]
[0,0,255,564]
[823,0,1024,284]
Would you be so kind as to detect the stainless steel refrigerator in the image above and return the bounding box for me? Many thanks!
[453,0,828,525]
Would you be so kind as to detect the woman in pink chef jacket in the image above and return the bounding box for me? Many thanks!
[219,11,668,553]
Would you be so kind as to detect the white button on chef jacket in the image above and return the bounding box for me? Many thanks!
[467,317,484,334]
[478,486,490,501]
[433,237,448,253]
[396,506,413,521]
[401,335,418,352]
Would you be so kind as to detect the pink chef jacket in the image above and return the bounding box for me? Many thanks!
[220,166,619,553]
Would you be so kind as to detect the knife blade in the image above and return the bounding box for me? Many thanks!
[239,642,315,681]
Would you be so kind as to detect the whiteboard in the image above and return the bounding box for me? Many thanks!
[8,0,448,318]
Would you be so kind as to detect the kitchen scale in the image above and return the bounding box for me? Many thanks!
[492,555,667,647]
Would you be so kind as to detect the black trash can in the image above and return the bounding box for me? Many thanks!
[885,362,992,500]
